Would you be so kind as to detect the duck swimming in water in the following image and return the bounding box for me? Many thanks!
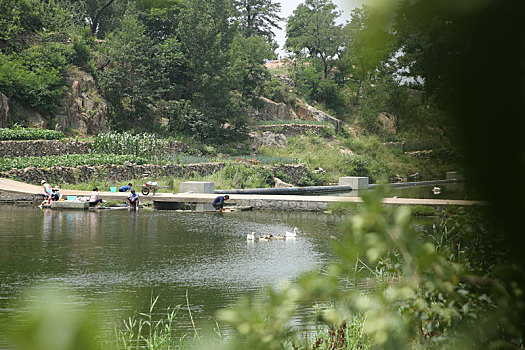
[285,227,298,237]
[258,234,272,242]
[247,232,255,240]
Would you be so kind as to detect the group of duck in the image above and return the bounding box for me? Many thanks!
[247,227,298,241]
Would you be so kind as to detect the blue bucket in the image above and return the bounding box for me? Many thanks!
[110,187,117,192]
[67,196,77,201]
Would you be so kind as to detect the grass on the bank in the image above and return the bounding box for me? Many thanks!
[258,133,460,183]
[63,163,277,193]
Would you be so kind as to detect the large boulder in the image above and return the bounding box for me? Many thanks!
[250,131,287,148]
[9,99,47,128]
[246,96,297,121]
[294,98,342,132]
[377,112,397,134]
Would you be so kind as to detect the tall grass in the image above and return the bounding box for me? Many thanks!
[93,132,168,158]
[116,295,188,350]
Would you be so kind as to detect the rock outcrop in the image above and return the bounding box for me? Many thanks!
[294,99,342,132]
[377,112,397,134]
[0,67,110,134]
[249,131,287,148]
[247,96,298,121]
[55,67,110,134]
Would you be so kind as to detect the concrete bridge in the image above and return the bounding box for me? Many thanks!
[0,177,486,211]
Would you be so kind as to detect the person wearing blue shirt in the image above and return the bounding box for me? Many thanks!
[212,195,229,211]
[127,189,139,208]
[119,183,133,192]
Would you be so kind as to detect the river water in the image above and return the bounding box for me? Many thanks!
[0,206,348,345]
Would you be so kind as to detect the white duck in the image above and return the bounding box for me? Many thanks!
[432,186,441,194]
[285,227,298,237]
[247,232,255,240]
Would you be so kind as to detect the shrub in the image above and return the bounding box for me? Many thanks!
[216,163,274,189]
[411,205,436,216]
[0,42,74,114]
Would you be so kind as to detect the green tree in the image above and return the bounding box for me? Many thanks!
[99,11,180,130]
[230,35,273,102]
[60,0,125,38]
[340,6,393,93]
[177,0,244,140]
[136,0,183,43]
[234,0,282,40]
[0,0,43,52]
[285,0,343,78]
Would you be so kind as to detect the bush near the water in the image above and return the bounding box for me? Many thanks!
[0,153,148,171]
[216,187,519,349]
[215,162,275,189]
[0,126,64,140]
[410,205,436,216]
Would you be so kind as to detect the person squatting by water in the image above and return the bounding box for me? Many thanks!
[51,186,62,201]
[40,180,53,206]
[89,187,106,207]
[212,195,229,211]
[119,183,133,192]
[127,189,140,208]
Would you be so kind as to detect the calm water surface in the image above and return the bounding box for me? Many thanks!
[335,182,478,200]
[0,206,345,343]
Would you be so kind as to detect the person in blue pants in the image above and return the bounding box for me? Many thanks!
[119,183,133,192]
[127,189,140,208]
[212,195,229,211]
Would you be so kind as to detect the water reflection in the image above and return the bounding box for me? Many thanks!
[333,182,477,200]
[0,207,341,341]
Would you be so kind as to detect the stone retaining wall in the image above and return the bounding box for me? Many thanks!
[0,163,226,185]
[0,140,93,157]
[236,198,329,211]
[253,124,328,136]
[271,163,307,184]
[0,162,308,186]
[0,139,190,158]
[0,191,42,204]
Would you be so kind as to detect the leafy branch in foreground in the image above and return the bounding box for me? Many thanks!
[217,186,523,349]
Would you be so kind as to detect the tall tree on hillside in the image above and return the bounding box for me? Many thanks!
[234,0,282,40]
[61,0,125,38]
[99,11,181,129]
[178,0,236,108]
[177,0,244,140]
[339,6,394,101]
[136,0,183,43]
[230,34,273,101]
[285,0,343,78]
